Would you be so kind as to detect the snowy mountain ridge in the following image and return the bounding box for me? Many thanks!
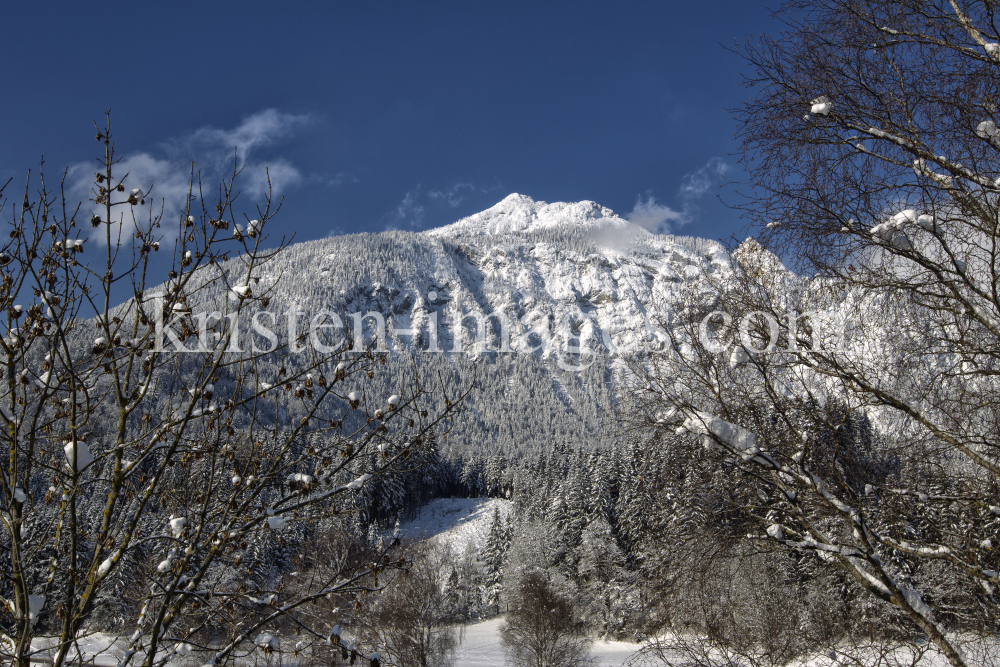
[427,192,641,238]
[253,193,731,362]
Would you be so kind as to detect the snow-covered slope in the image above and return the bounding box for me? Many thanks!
[394,497,512,553]
[185,194,733,455]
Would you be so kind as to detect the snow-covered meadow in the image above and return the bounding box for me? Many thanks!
[394,496,512,552]
[454,618,644,667]
[18,493,996,667]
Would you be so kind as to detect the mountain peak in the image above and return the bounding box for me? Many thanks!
[426,193,645,238]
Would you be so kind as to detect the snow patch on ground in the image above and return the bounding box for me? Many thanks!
[396,497,512,553]
[23,622,994,667]
[30,633,125,666]
[455,617,644,667]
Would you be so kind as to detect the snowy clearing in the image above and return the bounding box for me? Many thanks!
[20,622,995,667]
[454,617,643,667]
[396,496,512,553]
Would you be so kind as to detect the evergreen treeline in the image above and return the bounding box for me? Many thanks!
[387,413,924,651]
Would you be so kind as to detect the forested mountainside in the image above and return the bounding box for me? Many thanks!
[145,193,731,458]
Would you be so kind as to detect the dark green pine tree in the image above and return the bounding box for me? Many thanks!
[585,451,613,523]
[484,452,507,497]
[613,444,648,558]
[460,456,485,497]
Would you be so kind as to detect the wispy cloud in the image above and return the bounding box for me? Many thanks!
[627,157,731,233]
[324,172,353,187]
[176,108,309,165]
[384,187,427,231]
[69,109,312,242]
[428,183,476,208]
[380,182,501,232]
[678,157,730,199]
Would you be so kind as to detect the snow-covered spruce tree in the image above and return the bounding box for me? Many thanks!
[629,3,1000,665]
[0,118,468,667]
[481,507,508,613]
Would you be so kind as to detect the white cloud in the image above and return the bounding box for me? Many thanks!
[70,109,311,242]
[627,157,732,233]
[587,220,648,253]
[626,196,686,234]
[241,158,304,197]
[179,109,309,165]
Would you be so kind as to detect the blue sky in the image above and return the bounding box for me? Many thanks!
[2,1,774,244]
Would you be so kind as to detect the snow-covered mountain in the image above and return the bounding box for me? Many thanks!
[427,193,633,237]
[259,193,729,361]
[217,194,733,455]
